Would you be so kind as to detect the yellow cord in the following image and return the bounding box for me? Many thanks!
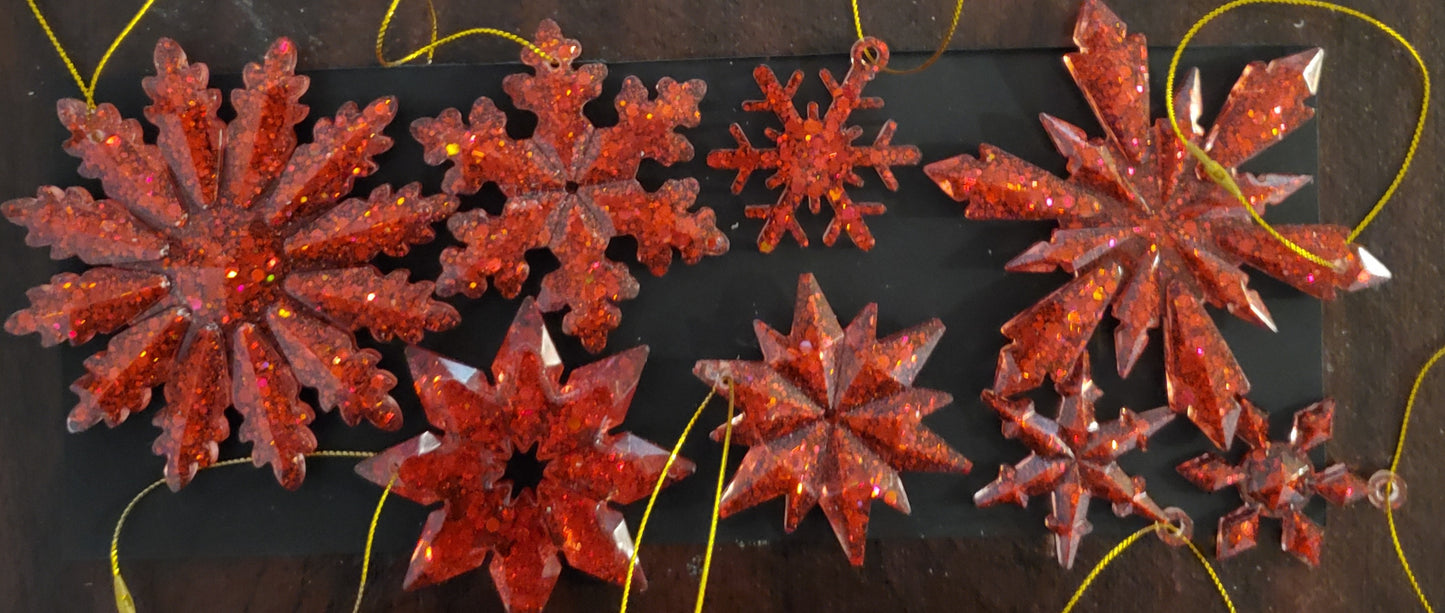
[619,382,733,612]
[1383,344,1445,612]
[693,382,735,612]
[109,450,377,613]
[376,0,555,67]
[353,473,397,613]
[850,0,965,74]
[1061,523,1236,613]
[1165,0,1431,266]
[25,0,159,109]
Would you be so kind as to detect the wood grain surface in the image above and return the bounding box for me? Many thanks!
[0,1,1440,611]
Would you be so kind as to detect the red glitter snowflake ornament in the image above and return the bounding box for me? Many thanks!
[974,353,1178,569]
[4,38,460,490]
[356,299,692,612]
[708,38,921,252]
[924,0,1389,449]
[413,20,728,353]
[693,273,971,565]
[1177,398,1367,566]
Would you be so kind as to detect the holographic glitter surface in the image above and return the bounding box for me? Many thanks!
[924,0,1388,448]
[693,273,970,566]
[413,20,727,353]
[356,299,691,612]
[4,38,458,490]
[708,38,921,252]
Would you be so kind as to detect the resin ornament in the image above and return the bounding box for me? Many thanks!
[924,0,1388,448]
[1177,398,1366,566]
[974,353,1177,568]
[356,300,691,612]
[708,38,921,252]
[3,38,459,490]
[413,20,727,353]
[693,273,971,565]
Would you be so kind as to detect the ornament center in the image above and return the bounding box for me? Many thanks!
[781,120,850,197]
[503,443,549,498]
[1239,445,1313,513]
[564,181,580,194]
[168,213,289,326]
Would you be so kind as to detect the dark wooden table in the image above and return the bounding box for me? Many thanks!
[1,0,1440,611]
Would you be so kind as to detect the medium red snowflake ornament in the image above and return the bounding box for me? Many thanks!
[1177,398,1366,566]
[3,38,460,490]
[356,299,691,612]
[413,20,728,353]
[693,273,971,565]
[708,38,921,252]
[975,353,1176,569]
[924,0,1389,449]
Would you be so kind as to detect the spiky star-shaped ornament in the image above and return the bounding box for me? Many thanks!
[975,353,1176,568]
[1177,398,1366,566]
[708,38,921,252]
[357,299,691,613]
[4,38,458,490]
[924,0,1388,448]
[413,20,728,353]
[693,273,971,565]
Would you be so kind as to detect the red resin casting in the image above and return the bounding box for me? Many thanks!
[924,0,1388,449]
[3,38,458,490]
[413,20,728,353]
[708,38,921,252]
[974,353,1176,569]
[693,273,971,565]
[1178,398,1366,566]
[357,299,691,613]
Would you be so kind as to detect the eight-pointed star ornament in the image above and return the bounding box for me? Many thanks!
[413,20,728,353]
[4,38,459,490]
[693,273,971,565]
[974,352,1177,569]
[356,299,692,613]
[923,0,1389,449]
[1177,398,1367,566]
[708,37,921,252]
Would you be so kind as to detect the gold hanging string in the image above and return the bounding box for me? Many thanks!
[1165,0,1431,267]
[25,0,159,109]
[352,473,397,613]
[850,0,965,74]
[376,0,555,67]
[1382,344,1445,612]
[109,450,378,613]
[1061,522,1236,613]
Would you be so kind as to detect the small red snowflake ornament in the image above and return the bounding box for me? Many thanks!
[3,38,460,490]
[975,353,1177,569]
[693,273,971,565]
[356,299,691,613]
[924,0,1388,448]
[1177,398,1366,566]
[708,38,921,252]
[413,20,728,353]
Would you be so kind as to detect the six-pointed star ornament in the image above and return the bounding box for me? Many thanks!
[693,273,971,565]
[3,38,458,490]
[924,0,1389,449]
[975,353,1177,568]
[708,37,921,252]
[1177,398,1367,566]
[412,20,728,353]
[356,299,692,613]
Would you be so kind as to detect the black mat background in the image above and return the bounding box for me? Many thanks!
[39,44,1326,560]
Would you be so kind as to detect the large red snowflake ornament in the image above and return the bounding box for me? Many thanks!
[974,353,1176,569]
[356,299,691,612]
[708,38,921,252]
[924,0,1389,449]
[3,38,460,490]
[1177,398,1366,566]
[413,20,728,353]
[693,273,971,565]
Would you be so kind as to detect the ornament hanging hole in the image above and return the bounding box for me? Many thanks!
[1367,470,1406,510]
[1155,507,1193,547]
[851,37,889,70]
